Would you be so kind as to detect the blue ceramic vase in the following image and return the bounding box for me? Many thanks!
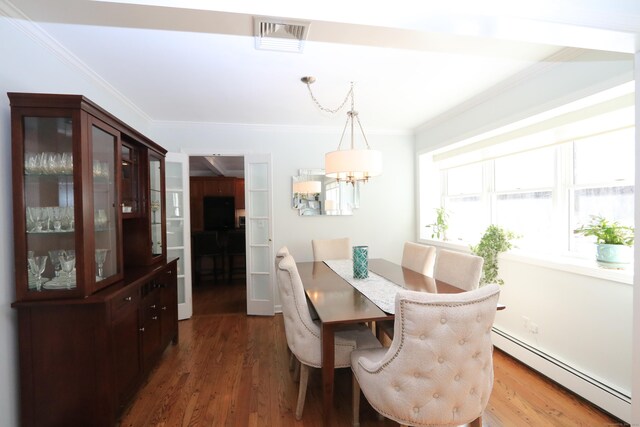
[353,245,369,279]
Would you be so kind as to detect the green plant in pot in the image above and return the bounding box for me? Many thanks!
[574,215,634,269]
[426,207,449,240]
[471,225,517,286]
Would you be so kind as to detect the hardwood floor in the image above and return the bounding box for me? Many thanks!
[118,282,623,426]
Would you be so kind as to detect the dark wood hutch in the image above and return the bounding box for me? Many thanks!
[9,92,178,427]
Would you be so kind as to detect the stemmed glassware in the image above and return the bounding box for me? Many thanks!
[95,249,109,280]
[60,252,76,289]
[48,249,64,277]
[150,200,160,223]
[28,255,48,291]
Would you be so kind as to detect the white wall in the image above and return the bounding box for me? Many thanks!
[152,122,415,263]
[0,15,415,425]
[415,49,635,422]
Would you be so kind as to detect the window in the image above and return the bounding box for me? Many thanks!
[422,124,634,259]
[443,163,485,242]
[570,127,635,255]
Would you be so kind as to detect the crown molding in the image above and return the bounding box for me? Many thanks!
[1,0,152,123]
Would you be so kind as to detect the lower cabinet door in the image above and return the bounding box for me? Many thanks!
[112,305,142,408]
[141,292,162,370]
[160,263,178,345]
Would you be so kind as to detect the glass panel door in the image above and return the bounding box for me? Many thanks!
[165,153,192,320]
[23,116,75,293]
[91,121,119,287]
[245,154,274,316]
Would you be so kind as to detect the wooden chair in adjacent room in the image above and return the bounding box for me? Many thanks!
[192,231,225,286]
[226,228,246,282]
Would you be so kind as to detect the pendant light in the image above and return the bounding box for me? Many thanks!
[302,76,382,184]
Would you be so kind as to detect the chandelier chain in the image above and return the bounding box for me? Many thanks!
[305,81,353,114]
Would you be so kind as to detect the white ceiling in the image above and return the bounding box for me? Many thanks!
[7,0,640,135]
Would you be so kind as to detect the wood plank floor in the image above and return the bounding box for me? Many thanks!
[117,280,623,426]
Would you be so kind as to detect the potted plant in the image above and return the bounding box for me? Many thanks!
[574,215,634,268]
[471,225,517,286]
[426,207,449,240]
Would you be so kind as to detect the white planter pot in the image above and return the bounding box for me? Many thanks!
[595,243,632,269]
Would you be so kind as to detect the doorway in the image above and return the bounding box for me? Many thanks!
[189,155,247,316]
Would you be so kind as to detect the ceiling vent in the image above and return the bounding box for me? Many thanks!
[254,17,310,53]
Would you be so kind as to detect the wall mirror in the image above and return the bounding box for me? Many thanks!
[292,169,360,216]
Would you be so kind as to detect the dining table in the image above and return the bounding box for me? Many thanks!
[297,258,503,423]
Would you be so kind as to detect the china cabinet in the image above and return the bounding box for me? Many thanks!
[9,92,178,427]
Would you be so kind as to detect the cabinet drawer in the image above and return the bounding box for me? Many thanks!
[111,287,140,318]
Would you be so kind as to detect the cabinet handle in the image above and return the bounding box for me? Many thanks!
[124,296,132,302]
[152,316,158,320]
[161,306,167,310]
[151,304,157,309]
[139,327,145,332]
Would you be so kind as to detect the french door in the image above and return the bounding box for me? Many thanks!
[245,154,274,316]
[165,153,192,320]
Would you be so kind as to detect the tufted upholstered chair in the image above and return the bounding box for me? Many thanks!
[351,284,501,427]
[277,253,382,420]
[434,249,484,291]
[311,237,351,261]
[401,242,436,276]
[274,247,298,372]
[378,242,437,341]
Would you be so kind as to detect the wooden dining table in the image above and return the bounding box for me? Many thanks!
[297,258,490,423]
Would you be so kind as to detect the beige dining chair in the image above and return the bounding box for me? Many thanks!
[311,237,351,261]
[401,242,436,276]
[274,247,297,372]
[276,253,381,420]
[351,284,501,427]
[434,249,484,291]
[378,242,437,340]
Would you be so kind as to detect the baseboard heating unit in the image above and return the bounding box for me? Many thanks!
[491,327,630,423]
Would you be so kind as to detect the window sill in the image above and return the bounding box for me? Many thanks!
[419,238,633,286]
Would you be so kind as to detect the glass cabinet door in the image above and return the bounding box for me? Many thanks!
[23,116,76,293]
[149,154,164,258]
[90,119,120,286]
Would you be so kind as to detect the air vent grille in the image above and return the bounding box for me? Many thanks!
[254,17,310,53]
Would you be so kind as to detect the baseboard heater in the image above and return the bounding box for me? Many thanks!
[491,327,631,423]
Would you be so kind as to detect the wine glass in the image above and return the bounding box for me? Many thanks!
[27,255,47,291]
[48,249,64,277]
[95,249,109,280]
[60,254,76,289]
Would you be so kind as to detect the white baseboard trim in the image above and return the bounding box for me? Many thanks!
[492,327,631,423]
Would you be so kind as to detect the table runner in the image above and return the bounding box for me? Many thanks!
[324,259,403,314]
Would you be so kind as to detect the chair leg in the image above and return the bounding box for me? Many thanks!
[289,352,296,371]
[293,358,301,382]
[470,416,482,427]
[352,374,360,427]
[295,364,310,420]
